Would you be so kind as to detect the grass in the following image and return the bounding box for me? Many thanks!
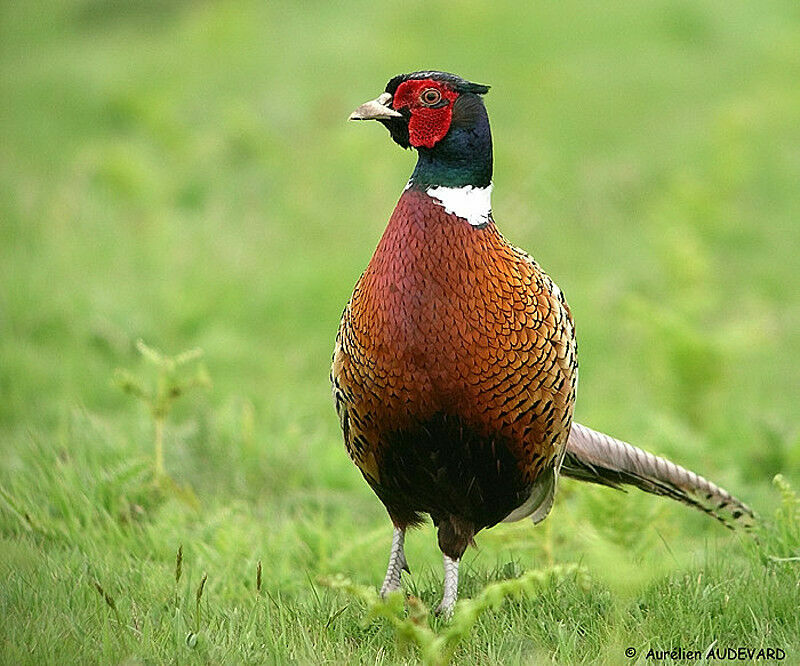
[1,0,799,663]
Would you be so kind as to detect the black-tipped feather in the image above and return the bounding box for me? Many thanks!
[561,422,755,529]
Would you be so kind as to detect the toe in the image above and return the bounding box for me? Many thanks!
[433,600,455,620]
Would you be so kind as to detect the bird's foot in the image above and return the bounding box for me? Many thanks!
[433,597,456,620]
[433,554,459,620]
[380,526,408,598]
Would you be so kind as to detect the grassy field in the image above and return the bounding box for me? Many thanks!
[1,1,799,663]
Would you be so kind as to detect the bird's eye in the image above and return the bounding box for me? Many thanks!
[421,88,442,105]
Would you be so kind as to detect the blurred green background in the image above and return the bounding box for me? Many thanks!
[1,1,799,663]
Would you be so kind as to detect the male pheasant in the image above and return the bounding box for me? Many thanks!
[332,70,753,616]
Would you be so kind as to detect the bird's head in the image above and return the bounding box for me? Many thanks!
[349,70,490,151]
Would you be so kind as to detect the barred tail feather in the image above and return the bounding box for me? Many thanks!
[561,422,755,529]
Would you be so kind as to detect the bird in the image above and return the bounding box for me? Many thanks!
[331,70,753,617]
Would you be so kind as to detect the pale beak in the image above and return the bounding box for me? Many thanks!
[349,92,403,121]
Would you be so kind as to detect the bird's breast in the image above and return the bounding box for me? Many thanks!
[347,188,534,419]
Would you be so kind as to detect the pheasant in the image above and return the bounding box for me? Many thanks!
[332,70,753,617]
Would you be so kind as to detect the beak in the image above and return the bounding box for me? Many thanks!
[349,92,403,121]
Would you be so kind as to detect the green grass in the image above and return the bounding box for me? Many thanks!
[1,0,799,663]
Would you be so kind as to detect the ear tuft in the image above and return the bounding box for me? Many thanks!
[386,71,490,97]
[463,82,490,95]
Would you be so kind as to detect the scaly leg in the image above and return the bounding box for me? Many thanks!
[380,526,408,597]
[434,554,460,618]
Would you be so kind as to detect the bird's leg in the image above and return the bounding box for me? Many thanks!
[434,554,460,618]
[380,526,408,597]
[433,516,472,618]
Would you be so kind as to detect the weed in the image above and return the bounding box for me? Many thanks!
[321,564,588,666]
[114,340,210,483]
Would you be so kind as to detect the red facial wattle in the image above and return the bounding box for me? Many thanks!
[392,79,459,149]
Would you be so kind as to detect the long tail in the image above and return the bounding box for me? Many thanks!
[561,422,755,529]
